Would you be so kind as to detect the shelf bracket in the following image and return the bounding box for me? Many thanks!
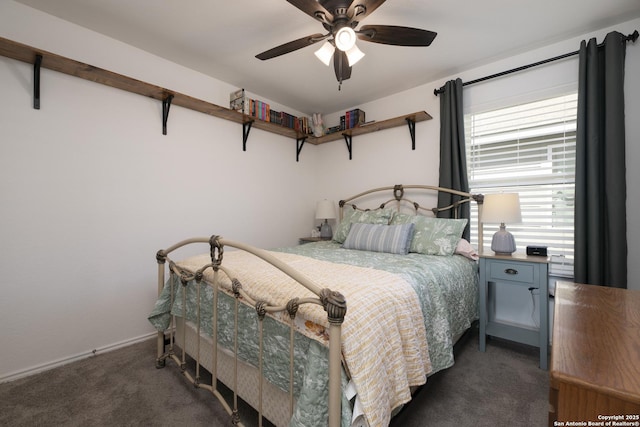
[406,117,416,150]
[162,94,173,135]
[296,136,307,162]
[242,120,253,151]
[343,133,353,160]
[33,54,42,110]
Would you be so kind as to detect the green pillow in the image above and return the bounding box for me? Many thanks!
[391,213,467,256]
[333,208,394,244]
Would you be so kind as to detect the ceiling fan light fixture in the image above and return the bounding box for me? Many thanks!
[254,3,438,86]
[314,41,335,66]
[335,27,357,51]
[345,44,365,66]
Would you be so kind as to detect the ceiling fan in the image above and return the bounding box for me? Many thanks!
[255,0,437,87]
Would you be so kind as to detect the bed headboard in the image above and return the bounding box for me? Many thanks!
[338,184,484,246]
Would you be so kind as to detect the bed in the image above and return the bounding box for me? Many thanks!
[148,184,484,427]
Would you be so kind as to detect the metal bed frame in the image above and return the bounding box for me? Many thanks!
[153,184,483,427]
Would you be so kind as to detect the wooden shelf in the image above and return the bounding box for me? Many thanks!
[0,36,261,127]
[0,36,431,157]
[311,111,432,145]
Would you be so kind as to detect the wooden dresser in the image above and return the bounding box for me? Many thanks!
[549,281,640,426]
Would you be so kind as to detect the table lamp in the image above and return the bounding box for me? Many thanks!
[315,199,336,239]
[482,193,522,255]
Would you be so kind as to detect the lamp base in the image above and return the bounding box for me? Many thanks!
[320,220,332,240]
[491,224,516,255]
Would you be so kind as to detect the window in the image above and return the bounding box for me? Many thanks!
[465,93,577,277]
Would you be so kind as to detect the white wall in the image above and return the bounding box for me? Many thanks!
[0,1,318,381]
[1,0,638,381]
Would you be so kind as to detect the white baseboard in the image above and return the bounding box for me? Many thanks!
[0,332,157,384]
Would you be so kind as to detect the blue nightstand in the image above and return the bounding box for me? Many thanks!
[478,252,550,369]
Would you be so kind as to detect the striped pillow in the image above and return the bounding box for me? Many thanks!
[332,208,395,244]
[342,223,415,255]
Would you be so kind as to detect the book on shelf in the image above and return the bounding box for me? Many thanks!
[326,125,342,134]
[228,88,313,134]
[339,108,366,130]
[349,108,366,129]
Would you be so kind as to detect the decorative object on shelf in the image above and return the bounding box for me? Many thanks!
[315,199,336,239]
[482,193,522,255]
[229,88,248,113]
[312,113,325,137]
[255,0,437,87]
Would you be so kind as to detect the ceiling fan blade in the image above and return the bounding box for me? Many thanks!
[286,0,334,24]
[256,33,326,60]
[358,25,437,46]
[347,0,387,21]
[333,50,352,82]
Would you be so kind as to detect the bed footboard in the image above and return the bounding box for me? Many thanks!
[154,236,347,427]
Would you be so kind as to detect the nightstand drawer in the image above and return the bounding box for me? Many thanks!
[488,260,534,284]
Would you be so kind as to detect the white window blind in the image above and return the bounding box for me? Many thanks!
[465,93,577,277]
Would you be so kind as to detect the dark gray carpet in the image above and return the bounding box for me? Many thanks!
[0,327,548,426]
[390,330,549,426]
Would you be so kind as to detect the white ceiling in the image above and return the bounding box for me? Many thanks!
[14,0,640,114]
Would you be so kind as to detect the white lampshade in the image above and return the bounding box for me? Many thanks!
[345,44,365,66]
[314,41,335,66]
[335,27,357,51]
[482,193,522,224]
[315,199,336,220]
[482,193,522,255]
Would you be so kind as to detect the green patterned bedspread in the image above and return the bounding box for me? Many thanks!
[276,241,479,373]
[148,241,478,427]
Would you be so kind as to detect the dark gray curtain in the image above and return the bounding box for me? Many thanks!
[438,78,471,240]
[574,31,628,288]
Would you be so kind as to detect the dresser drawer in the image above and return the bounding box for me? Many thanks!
[488,260,535,284]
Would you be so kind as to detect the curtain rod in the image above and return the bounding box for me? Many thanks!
[433,30,638,96]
